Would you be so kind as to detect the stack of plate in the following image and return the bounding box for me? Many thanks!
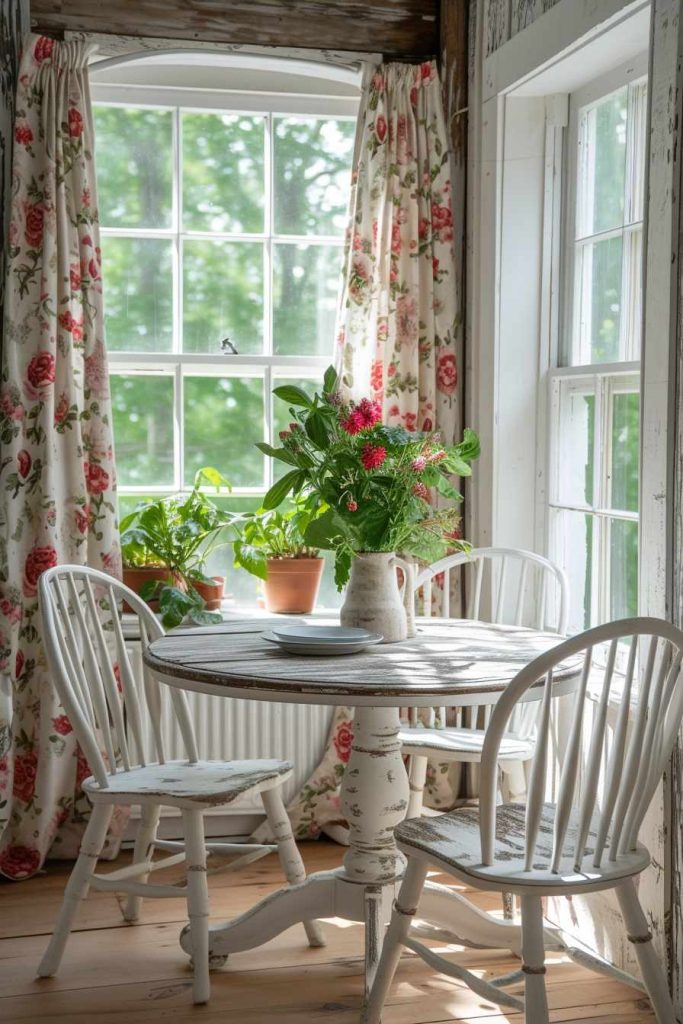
[263,624,383,656]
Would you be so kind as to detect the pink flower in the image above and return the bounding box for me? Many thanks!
[0,598,21,625]
[357,397,382,428]
[74,506,91,534]
[346,499,358,512]
[412,482,430,500]
[52,714,73,736]
[84,344,109,398]
[437,352,457,395]
[340,408,366,435]
[333,721,354,763]
[81,187,91,208]
[370,360,383,395]
[428,449,447,463]
[432,257,440,278]
[14,122,33,146]
[411,455,427,472]
[34,36,54,62]
[375,115,387,143]
[23,200,44,250]
[361,444,387,471]
[391,221,402,255]
[422,417,433,431]
[69,264,81,290]
[17,449,31,478]
[54,392,70,425]
[0,845,41,880]
[432,202,453,233]
[13,750,37,803]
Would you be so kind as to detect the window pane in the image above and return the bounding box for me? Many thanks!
[551,509,595,633]
[274,117,355,236]
[575,235,622,364]
[94,105,173,230]
[555,385,595,507]
[102,237,174,352]
[182,240,264,354]
[577,88,627,237]
[609,518,638,619]
[272,375,318,480]
[626,81,648,225]
[273,243,341,355]
[624,228,643,359]
[182,113,265,234]
[183,376,264,487]
[111,375,175,486]
[610,391,639,512]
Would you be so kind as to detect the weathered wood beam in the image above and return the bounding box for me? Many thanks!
[29,0,439,58]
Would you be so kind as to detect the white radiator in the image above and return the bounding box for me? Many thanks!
[126,640,334,836]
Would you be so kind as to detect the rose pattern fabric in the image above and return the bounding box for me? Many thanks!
[0,35,123,879]
[280,62,464,842]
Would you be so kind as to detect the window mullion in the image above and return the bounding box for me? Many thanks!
[264,112,274,359]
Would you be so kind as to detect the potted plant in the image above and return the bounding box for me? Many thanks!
[233,501,324,614]
[120,467,238,628]
[255,366,479,641]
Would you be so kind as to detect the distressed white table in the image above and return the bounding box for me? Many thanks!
[144,616,580,1003]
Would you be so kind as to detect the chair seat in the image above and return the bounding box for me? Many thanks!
[395,802,650,894]
[399,726,534,763]
[83,759,293,809]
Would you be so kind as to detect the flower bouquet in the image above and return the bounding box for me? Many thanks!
[258,366,479,595]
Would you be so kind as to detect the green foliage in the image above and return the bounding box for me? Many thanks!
[233,499,321,581]
[121,467,239,628]
[259,368,480,588]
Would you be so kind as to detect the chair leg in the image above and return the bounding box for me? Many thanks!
[520,894,549,1024]
[37,803,113,978]
[363,858,428,1024]
[122,803,160,922]
[182,808,210,1005]
[406,755,428,819]
[616,878,676,1024]
[261,785,325,948]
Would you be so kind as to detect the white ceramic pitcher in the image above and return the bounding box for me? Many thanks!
[340,551,414,643]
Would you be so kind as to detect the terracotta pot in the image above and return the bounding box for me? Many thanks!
[191,575,225,611]
[122,566,173,612]
[264,558,324,614]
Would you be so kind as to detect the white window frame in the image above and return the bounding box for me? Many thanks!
[92,81,358,501]
[548,57,647,632]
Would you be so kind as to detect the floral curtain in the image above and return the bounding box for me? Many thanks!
[279,60,464,842]
[0,34,123,879]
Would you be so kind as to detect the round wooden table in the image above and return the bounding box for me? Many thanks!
[144,616,580,1003]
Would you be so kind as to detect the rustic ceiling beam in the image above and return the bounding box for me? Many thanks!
[29,0,440,58]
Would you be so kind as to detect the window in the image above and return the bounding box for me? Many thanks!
[549,67,647,634]
[93,72,357,601]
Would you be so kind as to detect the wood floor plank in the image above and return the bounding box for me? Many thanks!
[0,840,655,1024]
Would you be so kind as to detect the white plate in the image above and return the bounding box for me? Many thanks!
[271,624,377,644]
[262,631,383,656]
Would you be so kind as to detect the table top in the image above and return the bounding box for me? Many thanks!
[144,616,581,708]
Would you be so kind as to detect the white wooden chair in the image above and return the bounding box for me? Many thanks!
[36,565,323,1004]
[366,617,683,1024]
[401,547,569,819]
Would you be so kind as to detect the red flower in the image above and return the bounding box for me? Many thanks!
[69,264,81,290]
[0,845,41,879]
[52,714,73,736]
[361,444,387,471]
[58,310,75,332]
[23,201,44,250]
[411,455,427,472]
[34,36,54,62]
[340,408,366,435]
[14,122,33,146]
[333,721,354,763]
[412,482,430,500]
[375,115,387,143]
[0,597,21,625]
[370,360,383,394]
[23,544,58,597]
[74,506,90,534]
[422,417,433,431]
[26,351,55,390]
[391,222,402,255]
[431,202,453,232]
[54,392,70,425]
[432,257,440,278]
[346,499,358,512]
[13,750,37,803]
[15,650,24,679]
[84,461,110,495]
[67,108,84,139]
[436,352,457,395]
[17,449,31,478]
[88,257,100,282]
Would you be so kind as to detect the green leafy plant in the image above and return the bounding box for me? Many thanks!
[233,499,321,581]
[257,366,480,588]
[120,467,239,628]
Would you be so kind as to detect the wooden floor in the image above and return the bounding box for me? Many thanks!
[0,840,655,1023]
